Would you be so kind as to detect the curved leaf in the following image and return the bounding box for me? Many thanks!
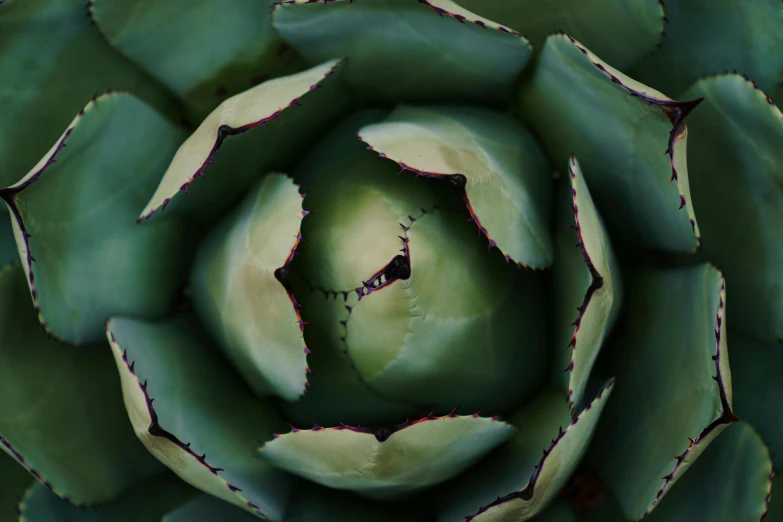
[106,315,297,520]
[282,111,427,428]
[358,104,553,268]
[587,265,734,520]
[273,0,531,103]
[0,451,31,522]
[291,113,547,413]
[517,35,700,253]
[437,382,614,522]
[258,415,514,500]
[17,472,197,522]
[767,476,783,522]
[681,75,783,341]
[451,0,663,69]
[630,0,783,97]
[342,207,546,413]
[0,213,17,270]
[644,422,773,522]
[1,92,191,344]
[191,174,308,401]
[0,263,162,505]
[552,157,620,412]
[729,329,783,470]
[0,0,179,187]
[89,0,302,119]
[138,59,347,223]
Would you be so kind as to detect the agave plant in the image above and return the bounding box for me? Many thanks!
[1,0,782,521]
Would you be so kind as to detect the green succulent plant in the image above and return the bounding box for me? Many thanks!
[1,0,782,521]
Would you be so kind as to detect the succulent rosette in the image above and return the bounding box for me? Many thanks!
[1,0,783,521]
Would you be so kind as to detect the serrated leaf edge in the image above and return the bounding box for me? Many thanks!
[464,378,615,521]
[105,323,270,519]
[0,91,125,343]
[137,59,344,222]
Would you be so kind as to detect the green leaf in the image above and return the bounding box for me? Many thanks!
[587,264,734,520]
[552,157,620,412]
[89,0,302,120]
[272,0,531,103]
[291,109,547,415]
[0,264,162,505]
[0,213,17,270]
[451,0,663,70]
[284,484,431,522]
[1,92,191,344]
[0,451,31,522]
[280,112,428,428]
[17,472,197,522]
[0,0,180,187]
[767,476,783,522]
[280,285,425,428]
[190,174,307,401]
[358,104,553,268]
[729,329,783,470]
[106,315,297,520]
[138,59,347,224]
[161,494,259,522]
[644,422,773,522]
[680,75,783,341]
[516,35,700,254]
[534,501,577,522]
[436,382,613,522]
[258,415,514,500]
[630,0,783,97]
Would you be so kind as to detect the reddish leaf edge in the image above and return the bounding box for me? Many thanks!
[0,91,125,344]
[562,155,605,415]
[272,178,312,398]
[464,378,615,521]
[563,35,702,248]
[638,277,736,520]
[260,409,508,447]
[105,325,271,518]
[136,59,345,223]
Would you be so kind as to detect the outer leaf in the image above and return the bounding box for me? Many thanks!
[630,0,783,97]
[451,0,663,69]
[517,35,700,253]
[190,174,307,401]
[644,422,773,522]
[0,264,162,504]
[17,472,197,522]
[0,451,31,522]
[161,494,259,522]
[89,0,302,119]
[358,104,553,268]
[680,75,783,341]
[273,0,531,103]
[767,476,783,522]
[0,0,178,187]
[106,315,296,520]
[587,265,734,520]
[1,92,191,344]
[437,382,614,522]
[0,214,17,269]
[258,415,514,500]
[553,157,620,411]
[729,329,783,470]
[138,60,347,223]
